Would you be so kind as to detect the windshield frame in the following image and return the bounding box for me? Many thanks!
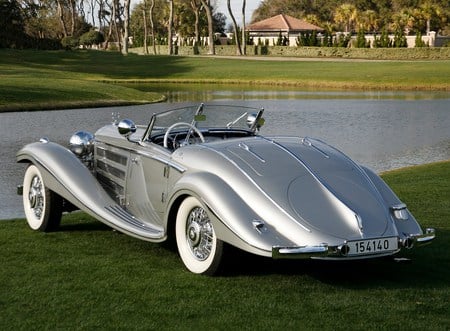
[141,103,264,142]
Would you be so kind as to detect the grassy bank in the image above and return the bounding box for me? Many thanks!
[1,49,449,112]
[1,161,449,330]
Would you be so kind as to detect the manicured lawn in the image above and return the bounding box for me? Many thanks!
[1,49,449,111]
[1,161,449,330]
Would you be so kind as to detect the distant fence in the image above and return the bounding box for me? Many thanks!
[248,31,449,48]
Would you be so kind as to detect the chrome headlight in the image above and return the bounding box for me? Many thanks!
[69,131,94,157]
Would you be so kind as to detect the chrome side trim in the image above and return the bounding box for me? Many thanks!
[98,142,186,173]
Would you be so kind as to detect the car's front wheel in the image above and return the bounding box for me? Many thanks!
[23,164,62,232]
[175,197,223,275]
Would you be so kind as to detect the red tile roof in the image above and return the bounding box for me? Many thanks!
[247,14,323,32]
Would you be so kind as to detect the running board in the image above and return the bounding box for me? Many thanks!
[105,205,164,239]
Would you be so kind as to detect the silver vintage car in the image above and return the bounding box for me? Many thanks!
[17,103,435,275]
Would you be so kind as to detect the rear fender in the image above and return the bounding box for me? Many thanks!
[167,172,293,257]
[361,166,424,236]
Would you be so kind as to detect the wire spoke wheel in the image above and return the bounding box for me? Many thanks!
[176,197,223,275]
[23,164,62,232]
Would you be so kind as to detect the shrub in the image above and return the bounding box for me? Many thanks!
[61,36,79,50]
[373,29,391,48]
[334,33,351,47]
[355,29,370,48]
[393,28,407,48]
[415,32,427,47]
[79,30,104,48]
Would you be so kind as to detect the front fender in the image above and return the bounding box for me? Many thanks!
[167,172,294,257]
[17,141,102,203]
[17,141,164,241]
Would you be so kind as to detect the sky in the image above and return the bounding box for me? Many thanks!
[214,0,261,24]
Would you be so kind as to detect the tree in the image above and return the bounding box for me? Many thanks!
[414,1,445,34]
[0,0,26,48]
[334,3,358,33]
[142,6,148,53]
[122,0,131,54]
[227,0,242,54]
[149,0,157,53]
[103,0,122,50]
[190,0,202,45]
[241,0,246,55]
[357,10,380,32]
[168,0,174,54]
[199,0,214,54]
[391,8,415,34]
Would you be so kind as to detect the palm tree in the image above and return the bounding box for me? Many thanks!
[391,8,415,34]
[415,1,444,34]
[334,3,358,33]
[357,10,380,33]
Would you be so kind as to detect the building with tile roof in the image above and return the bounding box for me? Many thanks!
[246,14,324,46]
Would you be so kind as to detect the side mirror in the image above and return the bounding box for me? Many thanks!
[117,119,136,139]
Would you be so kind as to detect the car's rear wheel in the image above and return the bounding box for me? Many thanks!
[175,196,223,275]
[23,164,62,232]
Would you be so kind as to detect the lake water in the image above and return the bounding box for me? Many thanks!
[1,88,449,220]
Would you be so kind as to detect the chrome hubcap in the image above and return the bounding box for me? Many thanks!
[186,207,213,261]
[28,175,44,218]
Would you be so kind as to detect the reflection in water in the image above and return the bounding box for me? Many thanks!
[124,83,450,102]
[1,88,449,219]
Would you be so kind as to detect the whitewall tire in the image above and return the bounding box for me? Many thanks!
[175,196,223,275]
[23,164,62,232]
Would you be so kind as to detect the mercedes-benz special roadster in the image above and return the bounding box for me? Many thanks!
[17,103,435,275]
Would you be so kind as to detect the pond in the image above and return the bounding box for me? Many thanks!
[1,86,449,219]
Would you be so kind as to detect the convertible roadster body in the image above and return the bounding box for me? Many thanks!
[17,103,435,274]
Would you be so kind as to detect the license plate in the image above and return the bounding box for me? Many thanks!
[347,237,398,256]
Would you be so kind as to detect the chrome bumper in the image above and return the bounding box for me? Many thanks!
[272,228,436,259]
[412,228,436,246]
[272,245,335,259]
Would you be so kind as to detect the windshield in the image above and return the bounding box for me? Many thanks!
[145,104,264,140]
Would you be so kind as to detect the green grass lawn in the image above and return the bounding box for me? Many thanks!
[1,49,449,112]
[1,161,449,330]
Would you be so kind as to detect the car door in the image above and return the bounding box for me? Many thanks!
[125,145,170,228]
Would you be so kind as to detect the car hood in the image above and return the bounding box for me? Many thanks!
[174,136,392,241]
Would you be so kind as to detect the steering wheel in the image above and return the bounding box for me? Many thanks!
[163,122,205,149]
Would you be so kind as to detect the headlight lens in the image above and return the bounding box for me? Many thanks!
[69,131,94,157]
